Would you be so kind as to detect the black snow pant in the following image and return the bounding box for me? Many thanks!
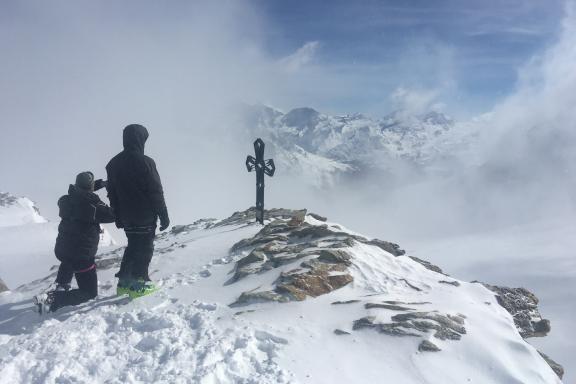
[116,227,156,281]
[52,262,98,311]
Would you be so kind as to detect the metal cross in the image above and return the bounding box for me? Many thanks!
[246,138,275,224]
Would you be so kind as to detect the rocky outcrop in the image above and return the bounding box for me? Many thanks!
[419,340,441,352]
[409,256,446,275]
[214,207,307,228]
[479,282,563,378]
[228,209,404,306]
[0,277,8,293]
[538,351,564,380]
[353,312,467,344]
[276,260,353,301]
[481,283,550,338]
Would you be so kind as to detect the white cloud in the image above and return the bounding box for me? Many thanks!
[390,87,441,116]
[278,41,320,72]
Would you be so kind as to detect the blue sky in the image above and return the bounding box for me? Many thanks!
[254,0,566,116]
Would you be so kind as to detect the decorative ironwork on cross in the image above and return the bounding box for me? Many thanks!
[246,138,275,224]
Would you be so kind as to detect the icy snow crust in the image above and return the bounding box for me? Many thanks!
[0,211,561,383]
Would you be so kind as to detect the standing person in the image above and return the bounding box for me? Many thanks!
[34,172,115,313]
[106,124,170,298]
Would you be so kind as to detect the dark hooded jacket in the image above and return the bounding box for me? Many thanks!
[55,185,115,266]
[105,124,168,227]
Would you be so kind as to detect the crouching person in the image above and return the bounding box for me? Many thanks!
[34,172,114,313]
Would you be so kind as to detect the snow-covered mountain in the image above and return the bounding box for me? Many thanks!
[0,208,563,382]
[0,192,46,228]
[239,105,473,186]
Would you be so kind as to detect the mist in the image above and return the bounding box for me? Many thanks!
[1,0,575,245]
[1,0,278,223]
[264,2,576,244]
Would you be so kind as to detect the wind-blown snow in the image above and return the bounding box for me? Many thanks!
[0,212,561,383]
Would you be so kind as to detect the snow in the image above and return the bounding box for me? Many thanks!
[0,212,562,383]
[0,194,46,228]
[407,218,576,383]
[243,105,475,178]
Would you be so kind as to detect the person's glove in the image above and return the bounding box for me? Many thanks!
[159,208,170,231]
[94,179,108,191]
[115,219,124,229]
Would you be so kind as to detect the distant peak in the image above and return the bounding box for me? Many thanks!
[282,108,320,130]
[0,192,47,227]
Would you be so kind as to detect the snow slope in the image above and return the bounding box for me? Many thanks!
[407,218,576,383]
[0,209,562,383]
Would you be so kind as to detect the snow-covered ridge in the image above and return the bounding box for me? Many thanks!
[0,208,564,383]
[0,192,47,228]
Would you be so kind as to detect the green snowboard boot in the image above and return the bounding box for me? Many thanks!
[127,279,158,299]
[116,278,133,296]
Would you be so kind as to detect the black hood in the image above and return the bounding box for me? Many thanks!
[123,124,149,153]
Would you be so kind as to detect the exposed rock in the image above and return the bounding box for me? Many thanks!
[309,213,327,222]
[409,256,447,275]
[230,234,290,253]
[392,312,467,338]
[331,300,361,305]
[230,290,289,307]
[234,310,256,316]
[352,317,420,337]
[400,279,422,291]
[334,329,351,335]
[364,239,405,256]
[382,300,432,305]
[290,224,348,240]
[287,209,307,226]
[215,207,307,228]
[277,262,353,301]
[439,280,460,287]
[365,303,414,311]
[418,340,441,352]
[481,283,551,338]
[0,277,8,293]
[170,219,216,235]
[538,351,564,379]
[229,256,354,305]
[231,250,268,282]
[317,249,352,266]
[228,210,373,305]
[354,311,467,347]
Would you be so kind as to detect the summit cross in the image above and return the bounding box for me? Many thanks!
[245,138,275,224]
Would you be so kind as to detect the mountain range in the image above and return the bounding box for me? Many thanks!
[239,105,475,186]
